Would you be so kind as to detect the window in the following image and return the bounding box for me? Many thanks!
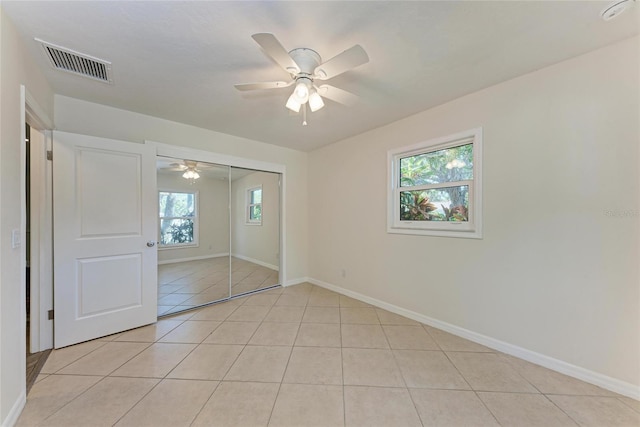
[388,128,482,238]
[159,191,198,247]
[246,186,262,225]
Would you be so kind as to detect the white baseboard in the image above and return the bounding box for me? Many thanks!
[308,277,640,400]
[158,253,229,265]
[230,253,279,271]
[2,391,26,427]
[284,277,310,287]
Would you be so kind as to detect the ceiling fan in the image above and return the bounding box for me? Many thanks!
[159,160,208,180]
[235,33,369,125]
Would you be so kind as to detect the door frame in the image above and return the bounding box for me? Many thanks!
[21,85,54,354]
[148,141,287,287]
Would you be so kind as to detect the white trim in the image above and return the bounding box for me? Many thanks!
[387,127,483,239]
[231,253,278,271]
[308,277,640,400]
[284,277,310,287]
[157,253,229,265]
[1,391,26,427]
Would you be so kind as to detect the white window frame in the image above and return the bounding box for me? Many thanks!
[387,127,483,239]
[158,189,199,249]
[246,185,263,225]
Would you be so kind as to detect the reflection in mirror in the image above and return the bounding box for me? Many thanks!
[156,157,230,316]
[230,167,281,297]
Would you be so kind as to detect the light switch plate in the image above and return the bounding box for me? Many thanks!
[11,229,21,249]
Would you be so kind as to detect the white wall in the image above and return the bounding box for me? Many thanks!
[54,95,309,284]
[0,8,54,426]
[308,37,639,393]
[231,170,280,269]
[157,173,230,263]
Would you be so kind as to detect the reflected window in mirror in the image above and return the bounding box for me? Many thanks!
[159,190,199,247]
[246,186,262,225]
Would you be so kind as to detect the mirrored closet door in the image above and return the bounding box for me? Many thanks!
[230,167,281,297]
[156,157,281,316]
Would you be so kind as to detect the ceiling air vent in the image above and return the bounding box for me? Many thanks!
[36,38,113,84]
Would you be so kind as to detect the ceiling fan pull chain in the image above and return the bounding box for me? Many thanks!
[302,103,308,126]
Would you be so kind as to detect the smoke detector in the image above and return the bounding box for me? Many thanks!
[601,0,636,21]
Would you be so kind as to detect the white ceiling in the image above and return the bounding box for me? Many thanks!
[3,1,638,152]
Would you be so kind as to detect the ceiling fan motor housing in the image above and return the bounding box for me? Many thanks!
[288,48,321,77]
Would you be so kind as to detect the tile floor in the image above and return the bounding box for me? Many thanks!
[158,257,279,316]
[19,283,640,426]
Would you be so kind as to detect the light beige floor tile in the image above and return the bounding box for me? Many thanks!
[269,383,344,427]
[57,342,150,376]
[248,322,300,346]
[111,343,196,378]
[97,332,126,342]
[394,350,470,389]
[383,325,439,350]
[281,283,313,295]
[479,392,578,426]
[344,386,422,427]
[40,340,107,374]
[295,323,342,347]
[115,379,218,426]
[547,395,640,427]
[283,347,343,385]
[34,374,48,384]
[302,306,340,323]
[375,309,420,325]
[115,320,183,342]
[340,307,380,324]
[224,345,292,383]
[226,305,271,321]
[202,321,260,344]
[425,325,493,352]
[242,293,280,306]
[339,295,372,308]
[183,293,227,306]
[310,286,340,296]
[167,344,244,380]
[619,396,640,413]
[157,305,174,316]
[163,311,196,321]
[16,375,102,426]
[157,293,194,306]
[341,324,389,349]
[447,351,537,392]
[342,348,404,387]
[192,381,279,427]
[501,354,618,396]
[411,389,499,426]
[307,293,340,307]
[158,320,221,343]
[275,294,309,307]
[40,377,159,427]
[264,305,305,322]
[188,302,239,321]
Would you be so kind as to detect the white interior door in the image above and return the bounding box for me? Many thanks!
[53,131,157,348]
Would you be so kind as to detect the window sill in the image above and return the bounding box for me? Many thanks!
[158,243,199,250]
[387,226,482,239]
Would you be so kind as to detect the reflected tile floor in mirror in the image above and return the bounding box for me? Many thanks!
[19,283,639,427]
[158,257,279,316]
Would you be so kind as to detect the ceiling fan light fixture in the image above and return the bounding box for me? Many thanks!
[293,80,310,103]
[308,91,325,112]
[286,93,302,112]
[182,169,200,180]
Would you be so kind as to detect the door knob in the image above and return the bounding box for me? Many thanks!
[146,241,156,247]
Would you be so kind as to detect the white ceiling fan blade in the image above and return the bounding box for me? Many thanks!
[252,33,300,75]
[317,85,359,107]
[314,45,369,80]
[234,80,293,91]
